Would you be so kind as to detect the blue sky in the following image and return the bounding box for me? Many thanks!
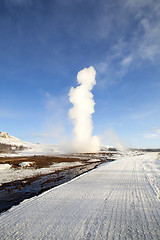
[0,0,160,148]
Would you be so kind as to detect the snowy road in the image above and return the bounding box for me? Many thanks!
[0,152,160,239]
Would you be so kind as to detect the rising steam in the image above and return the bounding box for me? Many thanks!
[62,66,100,153]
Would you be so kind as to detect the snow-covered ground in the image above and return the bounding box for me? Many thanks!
[0,132,115,186]
[0,142,60,157]
[0,161,83,186]
[16,142,60,156]
[0,152,159,239]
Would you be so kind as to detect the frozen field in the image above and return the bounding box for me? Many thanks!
[0,152,160,239]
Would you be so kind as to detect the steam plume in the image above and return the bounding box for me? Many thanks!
[64,66,100,153]
[103,128,126,151]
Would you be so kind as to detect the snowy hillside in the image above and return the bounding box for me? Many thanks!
[0,131,59,156]
[0,132,22,146]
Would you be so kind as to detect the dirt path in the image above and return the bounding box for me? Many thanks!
[0,152,160,239]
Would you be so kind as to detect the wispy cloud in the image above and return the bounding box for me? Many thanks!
[152,127,160,135]
[121,55,133,67]
[96,0,160,85]
[143,133,159,139]
[130,109,158,120]
[143,127,160,139]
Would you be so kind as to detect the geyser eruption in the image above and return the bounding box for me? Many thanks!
[67,66,100,153]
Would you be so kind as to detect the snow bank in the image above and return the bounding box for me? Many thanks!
[18,162,34,167]
[0,161,83,186]
[0,164,11,171]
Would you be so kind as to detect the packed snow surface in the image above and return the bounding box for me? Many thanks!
[0,142,60,157]
[0,152,160,239]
